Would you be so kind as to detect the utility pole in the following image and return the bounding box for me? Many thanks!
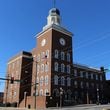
[60,87,63,108]
[34,60,38,110]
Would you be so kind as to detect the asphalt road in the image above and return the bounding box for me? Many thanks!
[0,104,110,110]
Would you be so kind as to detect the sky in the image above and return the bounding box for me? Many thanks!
[0,0,110,92]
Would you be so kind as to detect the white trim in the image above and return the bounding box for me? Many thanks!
[8,55,32,64]
[36,24,73,38]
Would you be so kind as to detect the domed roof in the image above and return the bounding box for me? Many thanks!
[49,8,60,15]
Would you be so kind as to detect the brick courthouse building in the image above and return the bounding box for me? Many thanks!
[4,8,106,109]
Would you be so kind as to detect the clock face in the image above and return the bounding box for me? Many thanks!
[59,38,66,46]
[41,39,46,46]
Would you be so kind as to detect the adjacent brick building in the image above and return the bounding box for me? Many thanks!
[4,8,106,109]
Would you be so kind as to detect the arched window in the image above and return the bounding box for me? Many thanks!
[61,51,65,60]
[61,63,65,73]
[80,71,83,78]
[41,52,45,61]
[45,50,49,58]
[37,65,40,73]
[67,65,71,74]
[41,64,44,73]
[67,53,70,62]
[54,75,58,85]
[45,75,49,85]
[54,62,58,72]
[86,72,88,78]
[54,49,59,59]
[61,76,65,86]
[100,75,102,81]
[45,62,49,72]
[40,76,44,86]
[53,89,59,97]
[96,74,98,80]
[67,77,71,86]
[91,73,93,79]
[39,89,43,96]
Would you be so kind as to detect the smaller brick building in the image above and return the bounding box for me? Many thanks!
[3,51,33,107]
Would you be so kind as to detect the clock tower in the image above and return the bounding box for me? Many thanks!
[32,8,73,107]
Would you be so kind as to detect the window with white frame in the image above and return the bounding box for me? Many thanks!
[54,49,59,59]
[41,52,45,60]
[40,76,44,86]
[61,76,65,86]
[91,73,94,79]
[86,72,88,79]
[100,75,102,81]
[67,53,70,62]
[74,69,77,76]
[37,54,40,62]
[45,50,49,58]
[96,74,98,80]
[67,65,71,74]
[45,75,49,85]
[41,64,44,73]
[61,51,65,60]
[45,62,49,72]
[67,77,71,86]
[61,63,65,73]
[80,71,83,78]
[37,65,40,73]
[54,62,58,72]
[54,75,58,85]
[39,89,43,96]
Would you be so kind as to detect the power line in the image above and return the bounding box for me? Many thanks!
[75,31,110,50]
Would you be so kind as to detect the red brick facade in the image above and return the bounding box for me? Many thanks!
[3,8,106,109]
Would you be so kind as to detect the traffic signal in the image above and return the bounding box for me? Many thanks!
[10,77,14,84]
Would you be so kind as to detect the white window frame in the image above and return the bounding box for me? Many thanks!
[54,62,58,72]
[54,49,59,59]
[54,75,58,85]
[67,53,70,62]
[61,76,65,86]
[67,65,71,74]
[61,63,65,73]
[67,77,71,86]
[61,51,65,60]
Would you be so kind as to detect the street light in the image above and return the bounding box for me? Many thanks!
[60,87,63,108]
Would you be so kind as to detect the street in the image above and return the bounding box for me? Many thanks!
[0,104,110,110]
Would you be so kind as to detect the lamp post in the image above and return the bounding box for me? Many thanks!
[97,88,99,105]
[60,87,63,108]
